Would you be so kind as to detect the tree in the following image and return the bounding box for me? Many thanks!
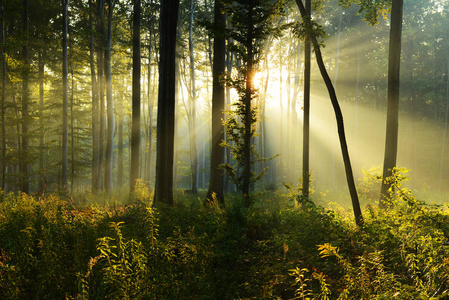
[154,0,180,205]
[20,0,30,194]
[130,0,141,194]
[206,0,226,205]
[62,0,69,191]
[294,0,363,226]
[104,0,116,191]
[187,0,199,194]
[302,0,311,199]
[221,0,282,206]
[380,0,403,207]
[89,0,100,191]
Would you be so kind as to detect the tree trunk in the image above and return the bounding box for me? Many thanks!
[294,0,363,226]
[206,0,226,204]
[130,0,141,193]
[224,39,233,192]
[117,97,124,187]
[89,0,100,191]
[70,64,75,193]
[242,0,254,206]
[21,0,30,194]
[291,39,300,182]
[379,0,403,207]
[146,26,154,185]
[62,0,69,191]
[38,51,45,193]
[154,0,180,205]
[302,0,311,199]
[98,0,105,190]
[188,0,198,194]
[104,0,115,191]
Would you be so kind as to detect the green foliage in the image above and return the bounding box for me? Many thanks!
[219,0,285,201]
[338,0,391,25]
[292,16,328,47]
[221,100,269,190]
[1,186,449,298]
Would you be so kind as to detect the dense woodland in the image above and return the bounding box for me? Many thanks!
[1,0,449,298]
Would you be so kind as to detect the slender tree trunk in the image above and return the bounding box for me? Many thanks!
[98,0,105,190]
[154,0,180,205]
[224,39,233,192]
[104,0,115,191]
[294,0,363,226]
[70,64,75,193]
[146,24,154,184]
[242,0,254,206]
[188,0,198,194]
[62,0,69,191]
[21,0,30,193]
[0,4,5,191]
[380,0,403,207]
[38,51,45,193]
[302,0,311,199]
[89,0,99,191]
[130,0,141,193]
[291,39,300,182]
[206,0,226,204]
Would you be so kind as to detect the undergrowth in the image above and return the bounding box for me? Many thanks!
[1,173,448,299]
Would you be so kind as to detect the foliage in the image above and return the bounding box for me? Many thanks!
[220,0,284,200]
[1,182,449,298]
[338,0,391,25]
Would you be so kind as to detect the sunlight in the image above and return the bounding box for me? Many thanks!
[253,70,263,90]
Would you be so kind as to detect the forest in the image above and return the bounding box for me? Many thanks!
[1,0,449,298]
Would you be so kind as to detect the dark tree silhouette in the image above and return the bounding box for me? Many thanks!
[380,0,403,207]
[154,0,180,205]
[206,0,226,205]
[130,0,141,194]
[302,0,311,199]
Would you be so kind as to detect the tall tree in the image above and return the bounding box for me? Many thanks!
[206,0,226,204]
[97,0,106,190]
[38,50,44,193]
[62,0,69,191]
[380,0,403,207]
[154,0,180,205]
[294,0,363,226]
[222,0,282,206]
[188,0,199,194]
[302,0,311,199]
[130,0,141,194]
[241,0,255,204]
[104,0,116,191]
[20,0,30,194]
[89,0,100,191]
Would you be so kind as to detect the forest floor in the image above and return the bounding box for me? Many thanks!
[1,182,449,299]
